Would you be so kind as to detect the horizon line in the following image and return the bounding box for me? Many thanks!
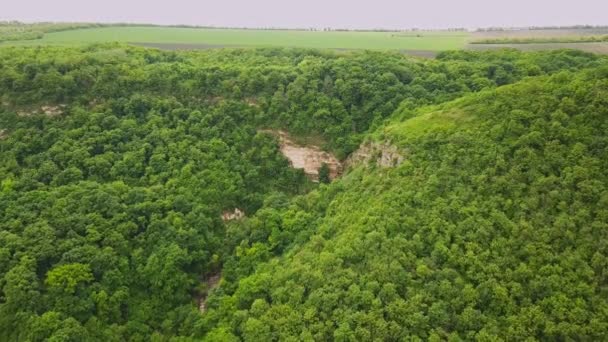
[2,20,608,33]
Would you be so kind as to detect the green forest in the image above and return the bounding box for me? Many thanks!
[0,44,607,341]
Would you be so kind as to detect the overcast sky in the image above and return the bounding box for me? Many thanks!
[2,0,607,30]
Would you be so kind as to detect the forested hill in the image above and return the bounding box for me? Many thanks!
[202,68,608,340]
[0,45,607,341]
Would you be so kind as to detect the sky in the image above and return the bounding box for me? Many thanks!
[2,0,607,30]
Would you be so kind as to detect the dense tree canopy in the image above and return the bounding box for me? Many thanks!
[201,68,608,340]
[0,45,607,340]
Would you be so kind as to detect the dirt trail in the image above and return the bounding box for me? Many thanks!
[198,273,221,314]
[261,130,342,181]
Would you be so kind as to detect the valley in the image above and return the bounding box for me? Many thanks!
[0,33,607,341]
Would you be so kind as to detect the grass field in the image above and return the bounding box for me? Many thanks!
[2,26,469,51]
[4,25,608,56]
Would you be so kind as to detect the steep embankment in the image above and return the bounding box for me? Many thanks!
[202,68,608,341]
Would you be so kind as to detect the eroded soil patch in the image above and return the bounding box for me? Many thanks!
[346,140,405,169]
[261,130,342,181]
[198,272,221,314]
[17,105,65,117]
[221,208,245,221]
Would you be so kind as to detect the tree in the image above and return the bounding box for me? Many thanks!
[318,163,331,184]
[45,263,93,294]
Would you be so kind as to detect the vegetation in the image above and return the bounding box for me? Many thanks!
[0,22,102,43]
[2,26,469,51]
[318,163,331,184]
[0,44,607,340]
[202,65,608,341]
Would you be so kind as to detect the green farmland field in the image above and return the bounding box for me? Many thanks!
[2,26,469,51]
[4,24,608,55]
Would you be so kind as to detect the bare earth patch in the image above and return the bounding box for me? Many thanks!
[0,129,7,140]
[17,104,65,117]
[261,130,342,181]
[245,97,259,107]
[399,49,438,58]
[198,272,221,314]
[221,208,245,221]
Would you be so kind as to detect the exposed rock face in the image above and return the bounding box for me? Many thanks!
[0,129,7,140]
[262,130,342,181]
[17,105,65,117]
[346,141,405,168]
[221,208,245,221]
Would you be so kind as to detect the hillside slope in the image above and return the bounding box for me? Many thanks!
[201,67,608,341]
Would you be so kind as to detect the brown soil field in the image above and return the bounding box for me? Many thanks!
[131,42,437,58]
[130,42,239,50]
[472,28,608,40]
[399,50,437,58]
[466,42,608,55]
